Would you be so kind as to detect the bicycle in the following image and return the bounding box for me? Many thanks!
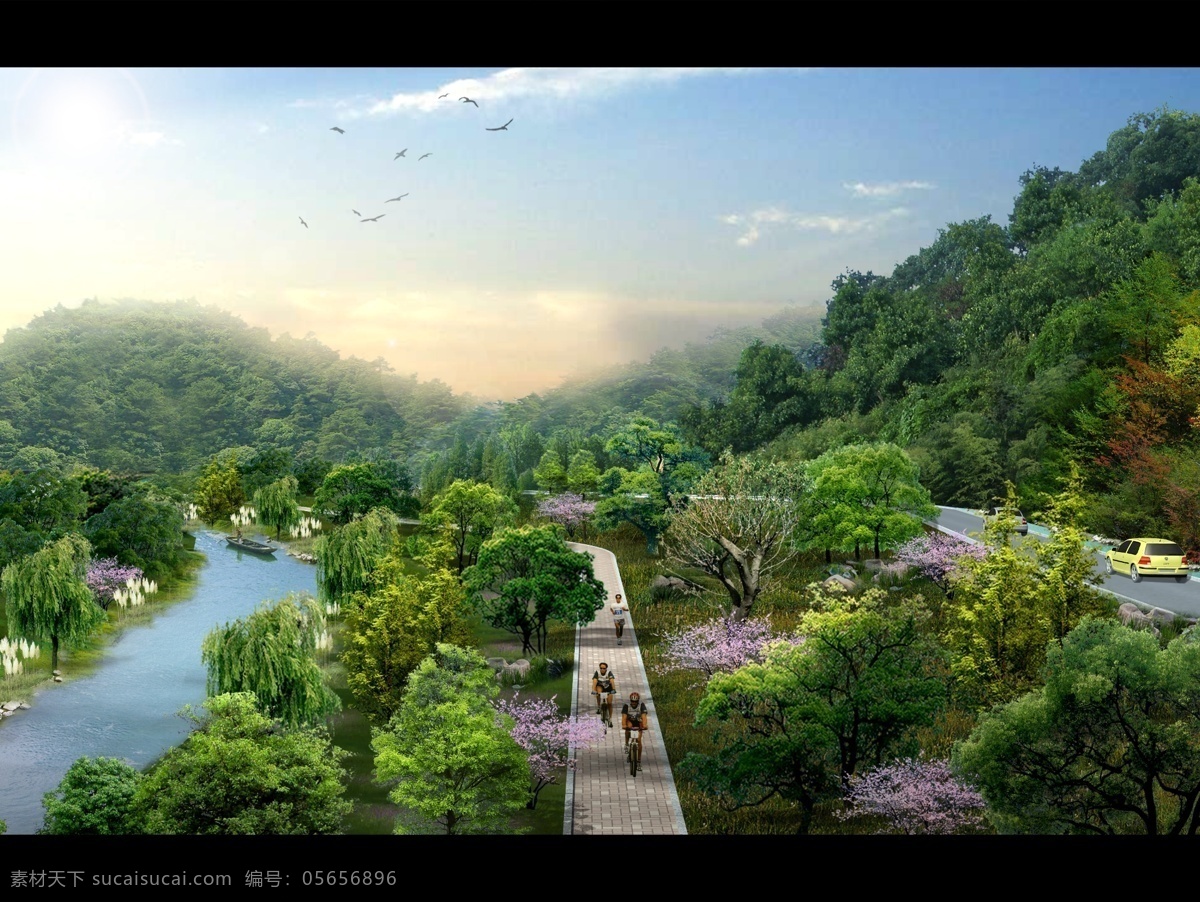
[626,726,643,776]
[593,691,614,730]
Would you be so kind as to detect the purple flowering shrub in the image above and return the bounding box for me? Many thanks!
[86,558,145,611]
[494,693,606,809]
[839,757,988,835]
[657,617,803,686]
[535,494,597,539]
[894,532,987,595]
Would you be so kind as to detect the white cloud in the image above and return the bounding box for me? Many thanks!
[722,205,910,246]
[843,180,935,198]
[344,67,809,118]
[255,123,270,135]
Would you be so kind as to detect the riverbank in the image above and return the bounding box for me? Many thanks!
[0,548,208,729]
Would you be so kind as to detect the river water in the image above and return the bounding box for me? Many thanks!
[0,530,319,835]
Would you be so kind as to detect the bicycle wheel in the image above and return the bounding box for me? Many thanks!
[630,739,639,776]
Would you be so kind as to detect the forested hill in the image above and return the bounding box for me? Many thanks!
[0,296,823,479]
[409,106,1200,549]
[0,299,472,474]
[481,304,823,436]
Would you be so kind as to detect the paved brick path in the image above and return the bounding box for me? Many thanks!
[563,543,688,835]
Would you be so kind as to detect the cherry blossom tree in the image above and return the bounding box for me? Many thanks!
[536,494,597,540]
[839,757,987,835]
[493,693,606,809]
[894,532,986,596]
[85,558,144,611]
[657,616,803,686]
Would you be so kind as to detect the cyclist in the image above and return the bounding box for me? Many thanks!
[612,595,627,645]
[592,662,617,727]
[622,690,649,751]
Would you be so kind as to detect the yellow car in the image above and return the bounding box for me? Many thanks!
[1104,538,1190,583]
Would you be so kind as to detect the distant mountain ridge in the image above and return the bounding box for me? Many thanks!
[0,299,471,474]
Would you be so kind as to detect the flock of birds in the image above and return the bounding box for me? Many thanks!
[298,94,513,230]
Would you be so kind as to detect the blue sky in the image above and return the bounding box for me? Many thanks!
[1,67,1197,399]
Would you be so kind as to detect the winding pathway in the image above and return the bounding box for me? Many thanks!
[563,542,688,835]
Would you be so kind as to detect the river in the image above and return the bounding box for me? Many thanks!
[0,530,321,835]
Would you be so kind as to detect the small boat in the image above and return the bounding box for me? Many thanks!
[225,535,277,556]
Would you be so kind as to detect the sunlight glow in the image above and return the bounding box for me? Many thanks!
[12,68,150,165]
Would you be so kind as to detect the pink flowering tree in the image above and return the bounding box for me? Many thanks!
[894,532,987,597]
[839,758,988,835]
[536,494,597,540]
[657,617,803,687]
[494,693,606,809]
[86,558,145,611]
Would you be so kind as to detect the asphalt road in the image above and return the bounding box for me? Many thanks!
[932,507,1200,620]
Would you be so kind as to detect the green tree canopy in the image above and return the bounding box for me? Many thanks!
[314,508,396,606]
[803,442,937,561]
[423,479,519,575]
[132,692,351,835]
[40,756,143,835]
[463,525,605,655]
[192,452,246,524]
[372,644,528,835]
[314,461,416,525]
[83,490,184,579]
[685,587,947,834]
[341,569,472,724]
[954,617,1200,835]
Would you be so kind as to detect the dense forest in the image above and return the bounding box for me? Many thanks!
[3,106,1200,546]
[7,106,1200,839]
[418,106,1200,548]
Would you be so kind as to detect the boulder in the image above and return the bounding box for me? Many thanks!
[823,574,856,592]
[1116,602,1140,623]
[485,657,508,673]
[1117,603,1158,633]
[651,575,685,590]
[1148,607,1177,625]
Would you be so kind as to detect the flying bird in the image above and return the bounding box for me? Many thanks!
[394,149,407,159]
[330,126,344,134]
[419,152,432,160]
[438,93,449,99]
[299,217,308,228]
[360,214,386,222]
[386,194,409,203]
[459,97,478,107]
[486,118,513,132]
[352,209,361,217]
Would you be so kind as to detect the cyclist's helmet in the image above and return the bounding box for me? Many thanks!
[629,692,640,702]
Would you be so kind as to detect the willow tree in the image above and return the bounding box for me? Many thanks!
[314,508,396,606]
[253,475,301,539]
[201,592,339,729]
[2,533,104,671]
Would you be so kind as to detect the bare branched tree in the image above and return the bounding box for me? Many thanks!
[664,453,810,621]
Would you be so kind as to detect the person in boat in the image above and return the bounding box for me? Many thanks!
[235,527,243,540]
